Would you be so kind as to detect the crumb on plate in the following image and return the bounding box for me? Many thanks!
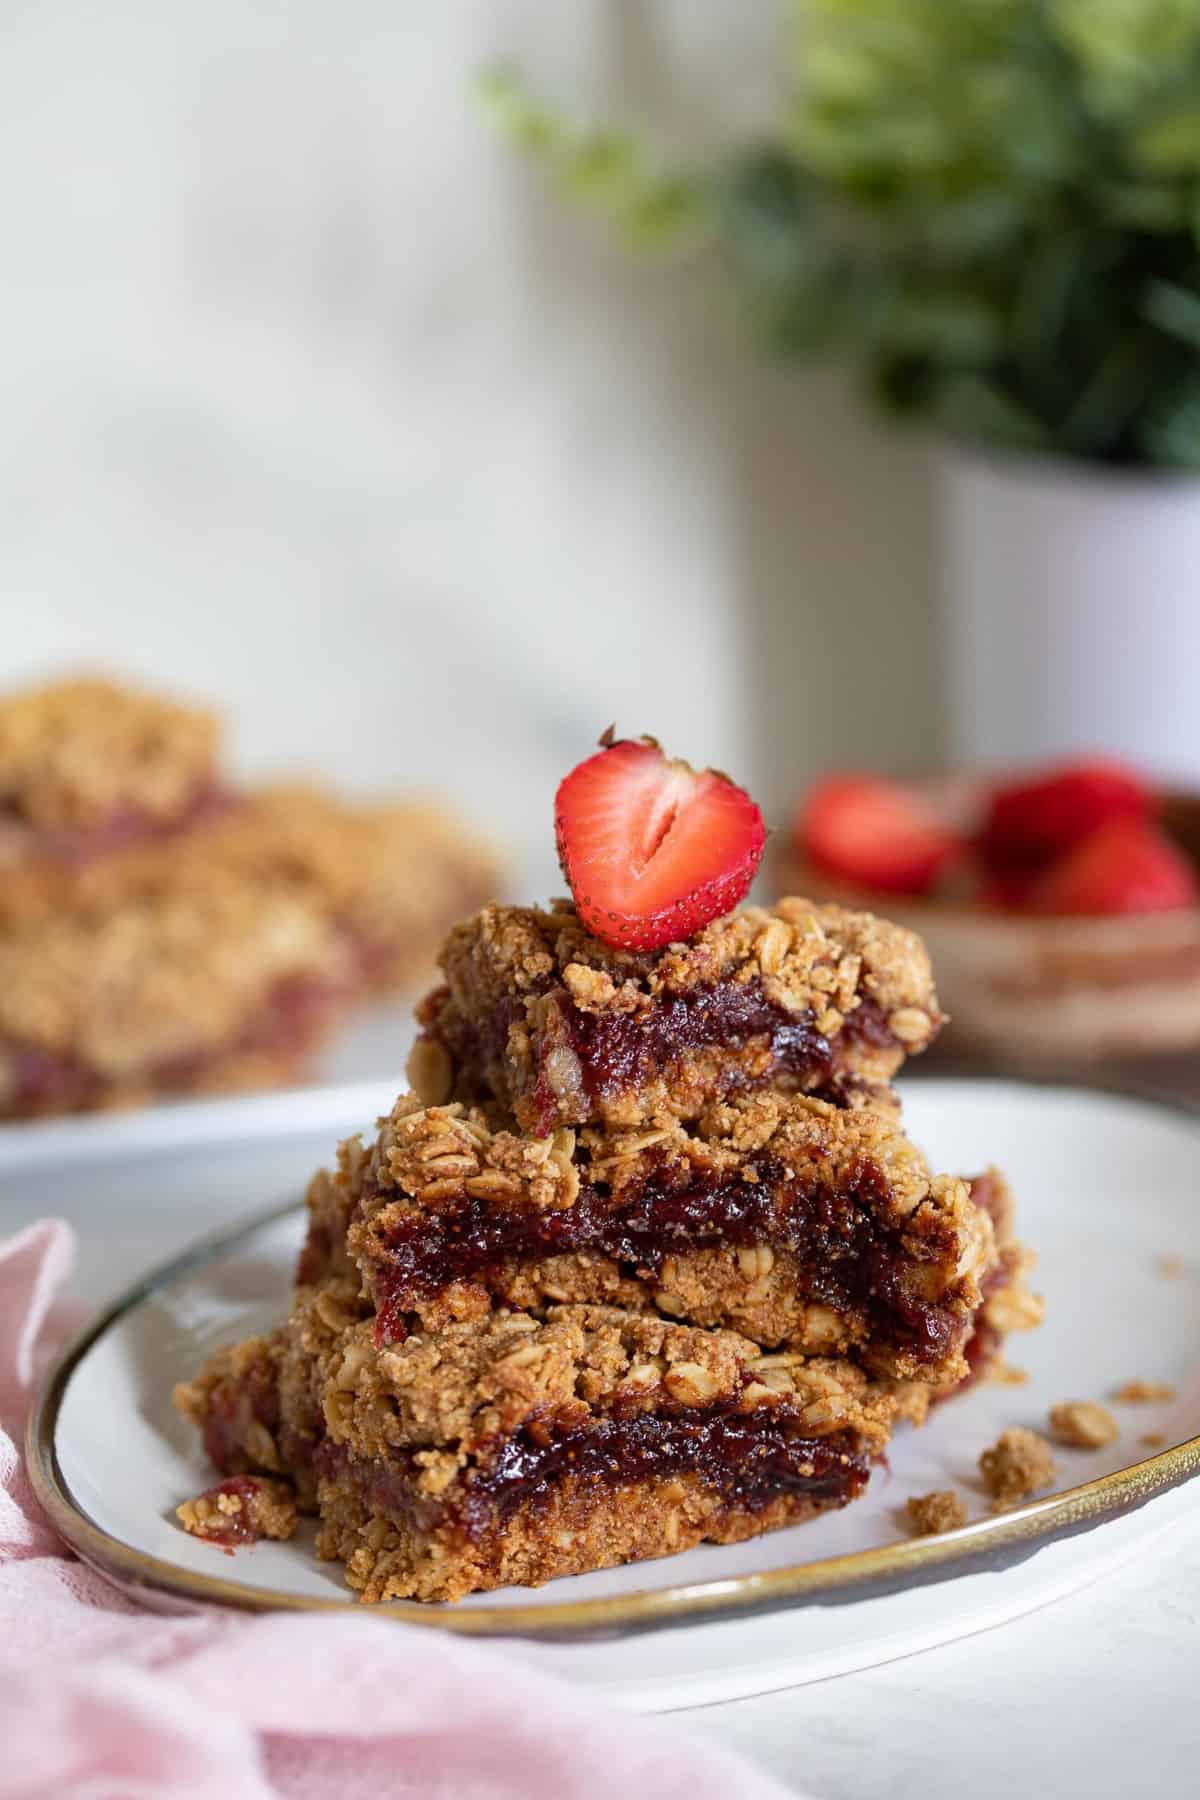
[1112,1380,1176,1405]
[1047,1401,1119,1449]
[979,1427,1056,1507]
[905,1490,968,1535]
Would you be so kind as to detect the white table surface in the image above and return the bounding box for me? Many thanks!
[688,1511,1200,1796]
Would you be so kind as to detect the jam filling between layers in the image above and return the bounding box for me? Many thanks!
[0,782,239,871]
[2,969,354,1118]
[315,1400,869,1548]
[369,1150,962,1363]
[430,978,901,1133]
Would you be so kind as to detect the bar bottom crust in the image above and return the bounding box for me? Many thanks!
[315,1425,869,1604]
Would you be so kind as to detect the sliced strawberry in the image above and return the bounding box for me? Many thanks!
[1029,820,1198,916]
[982,760,1153,873]
[554,735,766,951]
[796,774,960,897]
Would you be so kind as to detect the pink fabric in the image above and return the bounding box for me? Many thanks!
[0,1222,791,1800]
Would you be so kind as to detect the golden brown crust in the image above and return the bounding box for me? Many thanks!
[0,677,218,843]
[190,786,503,990]
[346,1089,994,1384]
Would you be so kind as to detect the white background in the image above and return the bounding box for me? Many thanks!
[0,0,937,888]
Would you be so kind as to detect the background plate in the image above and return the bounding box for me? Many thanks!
[27,1080,1200,1708]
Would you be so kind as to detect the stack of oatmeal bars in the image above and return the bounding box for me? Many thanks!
[176,895,1039,1602]
[0,676,499,1118]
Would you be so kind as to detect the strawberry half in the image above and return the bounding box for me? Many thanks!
[982,759,1153,874]
[555,735,766,950]
[796,774,960,897]
[1029,820,1198,916]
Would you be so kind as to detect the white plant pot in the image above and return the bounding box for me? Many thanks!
[938,445,1200,779]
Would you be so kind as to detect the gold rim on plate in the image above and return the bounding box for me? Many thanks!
[26,1115,1200,1639]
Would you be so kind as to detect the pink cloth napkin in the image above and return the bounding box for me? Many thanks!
[0,1221,792,1800]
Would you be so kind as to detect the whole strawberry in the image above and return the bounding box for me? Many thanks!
[1030,820,1198,916]
[555,733,767,951]
[981,759,1152,878]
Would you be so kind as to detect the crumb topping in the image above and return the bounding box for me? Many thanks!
[979,1427,1057,1505]
[1047,1401,1119,1449]
[905,1490,968,1534]
[437,896,941,1036]
[0,677,218,834]
[318,1301,899,1464]
[176,1475,298,1548]
[1112,1380,1176,1404]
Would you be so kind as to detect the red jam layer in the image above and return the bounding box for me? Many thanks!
[433,978,898,1133]
[370,1152,961,1363]
[0,782,239,870]
[1,969,349,1120]
[548,978,839,1113]
[201,1368,282,1477]
[317,1404,868,1545]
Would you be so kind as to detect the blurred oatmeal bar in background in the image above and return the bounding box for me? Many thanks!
[0,674,504,1119]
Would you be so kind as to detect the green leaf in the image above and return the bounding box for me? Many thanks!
[868,287,1004,361]
[1061,334,1158,454]
[1135,98,1200,172]
[1135,368,1200,463]
[934,375,1053,452]
[1142,276,1200,348]
[484,8,1200,467]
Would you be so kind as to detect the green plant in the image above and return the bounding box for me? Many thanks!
[485,2,1200,466]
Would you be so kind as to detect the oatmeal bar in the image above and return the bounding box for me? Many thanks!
[0,785,502,1117]
[343,1089,994,1386]
[198,785,503,994]
[177,1292,896,1602]
[0,866,357,1119]
[0,676,224,869]
[411,898,942,1135]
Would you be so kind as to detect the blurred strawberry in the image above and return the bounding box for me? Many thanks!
[555,733,766,951]
[981,869,1040,911]
[796,774,961,897]
[981,760,1153,875]
[1028,820,1198,916]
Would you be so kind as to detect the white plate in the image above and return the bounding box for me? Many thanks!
[27,1080,1200,1710]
